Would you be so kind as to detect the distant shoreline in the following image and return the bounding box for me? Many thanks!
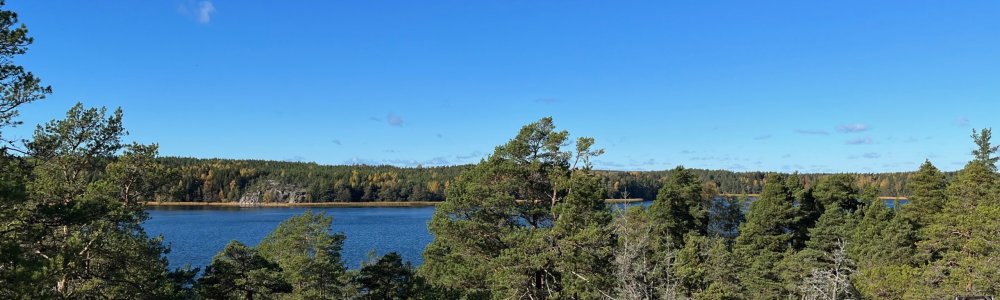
[145,198,648,208]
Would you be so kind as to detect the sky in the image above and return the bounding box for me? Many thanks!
[5,1,1000,173]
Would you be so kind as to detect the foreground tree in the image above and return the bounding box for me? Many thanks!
[733,174,797,299]
[648,166,707,250]
[900,160,948,231]
[674,234,744,299]
[197,240,292,300]
[354,252,422,300]
[256,210,350,299]
[610,206,672,300]
[0,1,52,295]
[0,103,186,299]
[917,128,1000,298]
[421,117,612,299]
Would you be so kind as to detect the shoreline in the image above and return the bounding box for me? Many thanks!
[145,198,649,208]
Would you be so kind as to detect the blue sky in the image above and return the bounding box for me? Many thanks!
[5,1,1000,172]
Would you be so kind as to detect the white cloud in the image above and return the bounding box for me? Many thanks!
[178,1,216,24]
[836,123,869,133]
[197,1,215,24]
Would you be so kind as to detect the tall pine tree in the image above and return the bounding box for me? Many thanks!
[733,174,797,299]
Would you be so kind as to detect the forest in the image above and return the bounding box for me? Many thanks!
[1,3,998,299]
[152,157,917,203]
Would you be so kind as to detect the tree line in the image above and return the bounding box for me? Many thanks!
[152,158,920,203]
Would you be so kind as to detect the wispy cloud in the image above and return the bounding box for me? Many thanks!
[846,137,873,145]
[386,113,404,126]
[836,123,869,133]
[795,129,830,135]
[369,113,405,127]
[863,152,880,159]
[753,134,772,140]
[179,1,216,24]
[958,117,970,127]
[197,1,215,23]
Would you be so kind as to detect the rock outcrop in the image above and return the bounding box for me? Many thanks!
[237,180,310,207]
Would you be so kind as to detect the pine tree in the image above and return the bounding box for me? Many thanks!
[812,174,860,212]
[354,252,422,300]
[848,199,917,298]
[901,160,947,231]
[917,131,1000,298]
[675,234,745,299]
[197,241,292,300]
[421,118,611,299]
[787,173,819,250]
[733,174,797,299]
[550,169,614,299]
[256,210,350,299]
[778,205,853,297]
[648,166,708,250]
[971,128,999,169]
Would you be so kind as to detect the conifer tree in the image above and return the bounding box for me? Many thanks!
[197,241,292,300]
[901,160,947,231]
[256,210,350,299]
[733,174,797,299]
[812,174,860,212]
[421,118,611,299]
[917,129,1000,297]
[648,166,707,250]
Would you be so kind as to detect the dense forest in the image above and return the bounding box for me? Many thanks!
[152,158,919,203]
[1,4,998,299]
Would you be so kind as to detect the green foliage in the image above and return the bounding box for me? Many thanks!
[733,173,797,299]
[421,117,613,299]
[901,160,948,231]
[971,128,999,168]
[0,0,50,145]
[648,166,707,249]
[0,102,182,298]
[197,240,292,300]
[812,174,860,212]
[674,234,744,299]
[257,210,349,299]
[849,200,914,268]
[916,156,1000,297]
[354,252,424,300]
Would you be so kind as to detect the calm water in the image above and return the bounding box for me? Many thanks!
[144,199,900,270]
[144,206,436,270]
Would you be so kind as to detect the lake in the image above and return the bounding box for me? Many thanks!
[144,199,902,270]
[144,206,437,270]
